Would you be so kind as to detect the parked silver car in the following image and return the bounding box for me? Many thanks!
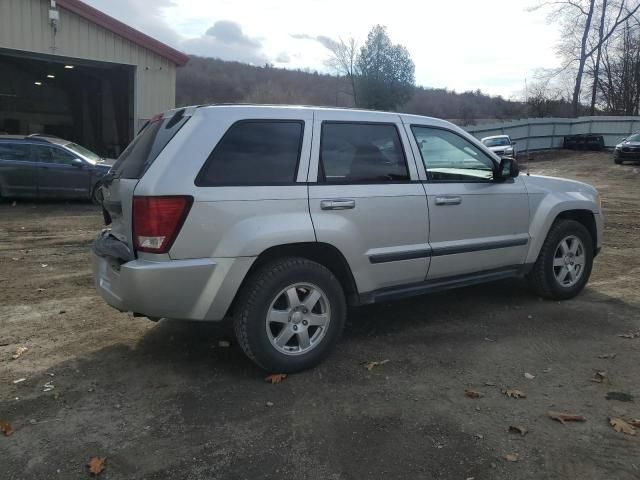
[92,105,603,372]
[481,134,517,158]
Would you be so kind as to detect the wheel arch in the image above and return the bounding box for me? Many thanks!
[527,204,599,264]
[227,242,360,318]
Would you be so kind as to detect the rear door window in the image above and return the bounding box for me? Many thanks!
[0,143,31,161]
[33,145,76,165]
[111,110,190,179]
[319,123,409,183]
[196,120,303,186]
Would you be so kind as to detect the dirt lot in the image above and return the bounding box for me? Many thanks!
[1,151,639,479]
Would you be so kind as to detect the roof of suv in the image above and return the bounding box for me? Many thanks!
[190,104,454,129]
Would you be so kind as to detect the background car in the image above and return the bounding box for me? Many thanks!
[481,134,517,158]
[614,133,640,164]
[0,134,112,203]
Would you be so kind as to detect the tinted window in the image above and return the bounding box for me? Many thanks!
[320,123,409,183]
[0,143,30,161]
[412,126,495,182]
[33,145,76,165]
[112,110,190,179]
[196,121,303,186]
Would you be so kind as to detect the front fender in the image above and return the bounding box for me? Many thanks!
[525,192,599,264]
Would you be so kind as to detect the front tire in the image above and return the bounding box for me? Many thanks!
[527,219,594,300]
[233,257,346,373]
[91,182,104,205]
[614,156,623,165]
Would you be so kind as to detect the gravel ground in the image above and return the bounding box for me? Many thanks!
[1,151,639,479]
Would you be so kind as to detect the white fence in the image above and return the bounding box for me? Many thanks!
[464,116,640,152]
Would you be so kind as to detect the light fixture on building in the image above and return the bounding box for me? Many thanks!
[34,81,43,86]
[47,74,55,79]
[64,65,74,69]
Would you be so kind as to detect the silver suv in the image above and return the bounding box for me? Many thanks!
[92,105,603,372]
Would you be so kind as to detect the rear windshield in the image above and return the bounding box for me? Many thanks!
[111,110,190,179]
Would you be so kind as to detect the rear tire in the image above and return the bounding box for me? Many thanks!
[527,219,593,300]
[233,257,346,373]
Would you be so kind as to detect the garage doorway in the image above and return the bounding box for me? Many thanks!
[0,49,134,158]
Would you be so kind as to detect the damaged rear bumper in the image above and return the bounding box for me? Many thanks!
[91,231,253,321]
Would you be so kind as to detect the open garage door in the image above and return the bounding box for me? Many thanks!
[0,49,134,158]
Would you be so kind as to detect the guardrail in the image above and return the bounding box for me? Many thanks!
[464,116,640,152]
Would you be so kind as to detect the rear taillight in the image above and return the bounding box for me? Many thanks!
[132,196,193,254]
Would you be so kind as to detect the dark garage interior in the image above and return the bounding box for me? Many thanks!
[0,49,134,158]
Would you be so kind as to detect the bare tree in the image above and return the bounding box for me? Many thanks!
[534,0,640,116]
[325,37,359,105]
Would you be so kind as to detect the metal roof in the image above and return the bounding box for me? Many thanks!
[56,0,189,66]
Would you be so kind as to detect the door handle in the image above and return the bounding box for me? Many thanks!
[435,196,462,206]
[320,199,356,210]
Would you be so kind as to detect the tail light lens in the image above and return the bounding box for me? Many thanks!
[133,196,193,253]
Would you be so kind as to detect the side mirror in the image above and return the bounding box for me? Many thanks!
[511,141,517,146]
[495,157,519,181]
[71,158,84,168]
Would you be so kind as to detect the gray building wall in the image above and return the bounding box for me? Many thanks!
[0,0,177,128]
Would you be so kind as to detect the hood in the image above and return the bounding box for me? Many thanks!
[617,140,640,148]
[487,145,512,152]
[99,158,117,166]
[522,174,598,196]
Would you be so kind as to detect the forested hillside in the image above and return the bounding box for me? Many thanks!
[176,56,529,123]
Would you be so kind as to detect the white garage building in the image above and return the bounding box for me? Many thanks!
[0,0,188,156]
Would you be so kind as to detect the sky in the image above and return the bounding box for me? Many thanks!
[84,0,560,99]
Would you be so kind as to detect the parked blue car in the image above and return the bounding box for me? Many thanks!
[0,135,112,203]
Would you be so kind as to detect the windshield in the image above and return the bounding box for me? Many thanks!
[482,137,511,147]
[64,142,102,164]
[626,133,640,142]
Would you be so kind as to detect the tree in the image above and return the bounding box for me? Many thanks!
[325,37,359,105]
[534,0,640,116]
[355,25,415,110]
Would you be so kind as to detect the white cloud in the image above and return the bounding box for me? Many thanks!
[183,21,268,64]
[82,0,561,97]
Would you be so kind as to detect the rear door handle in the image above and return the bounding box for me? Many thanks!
[435,196,462,206]
[321,199,355,210]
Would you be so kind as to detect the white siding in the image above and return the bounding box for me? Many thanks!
[0,0,177,123]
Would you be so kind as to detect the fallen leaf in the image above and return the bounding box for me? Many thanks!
[502,388,526,399]
[597,353,617,359]
[12,378,26,384]
[218,340,231,347]
[464,388,483,399]
[11,346,28,360]
[618,330,640,339]
[41,264,48,268]
[0,420,14,437]
[265,401,274,407]
[590,371,608,384]
[605,391,634,402]
[548,411,586,424]
[484,381,496,386]
[363,359,389,371]
[504,453,520,462]
[508,425,528,436]
[629,419,640,428]
[87,457,106,476]
[610,417,636,435]
[264,373,287,384]
[524,372,535,380]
